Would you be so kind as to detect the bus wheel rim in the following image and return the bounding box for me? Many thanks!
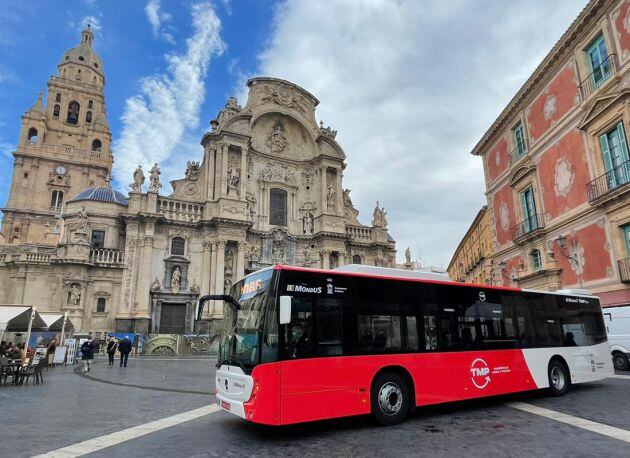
[378,382,403,416]
[551,366,565,390]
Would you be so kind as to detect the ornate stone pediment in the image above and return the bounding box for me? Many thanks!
[578,91,627,129]
[509,163,536,188]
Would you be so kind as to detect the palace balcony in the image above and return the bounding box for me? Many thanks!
[90,249,125,265]
[512,213,544,243]
[158,198,204,223]
[587,159,630,203]
[346,225,371,240]
[578,53,617,101]
[619,258,630,283]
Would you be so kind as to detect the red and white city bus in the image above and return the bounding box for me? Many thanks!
[197,264,612,426]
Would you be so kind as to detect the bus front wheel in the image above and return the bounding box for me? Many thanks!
[548,359,570,396]
[612,352,630,371]
[371,372,410,426]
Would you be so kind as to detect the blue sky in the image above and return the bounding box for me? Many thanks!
[0,0,588,266]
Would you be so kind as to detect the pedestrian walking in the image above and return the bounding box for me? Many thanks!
[118,335,132,368]
[80,338,95,373]
[106,337,118,366]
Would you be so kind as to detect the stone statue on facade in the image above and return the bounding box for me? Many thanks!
[151,277,161,291]
[227,167,240,194]
[405,247,412,265]
[68,284,81,307]
[303,212,314,234]
[130,164,145,192]
[149,163,162,192]
[71,206,89,243]
[190,278,199,294]
[326,180,336,207]
[171,266,181,293]
[266,120,288,155]
[185,161,200,181]
[372,201,388,227]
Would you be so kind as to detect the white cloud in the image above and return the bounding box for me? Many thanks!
[113,2,225,191]
[257,0,587,266]
[145,0,175,43]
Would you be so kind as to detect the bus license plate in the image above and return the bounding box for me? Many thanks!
[221,401,231,411]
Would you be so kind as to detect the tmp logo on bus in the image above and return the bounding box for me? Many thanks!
[470,358,491,389]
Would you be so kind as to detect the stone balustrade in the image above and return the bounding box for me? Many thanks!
[346,225,372,240]
[26,253,53,263]
[25,141,87,157]
[90,249,125,265]
[158,198,203,222]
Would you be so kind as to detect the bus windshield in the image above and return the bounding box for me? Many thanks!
[218,268,273,370]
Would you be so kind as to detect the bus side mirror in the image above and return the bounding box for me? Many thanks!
[280,296,292,324]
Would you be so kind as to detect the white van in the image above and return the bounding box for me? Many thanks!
[602,305,630,371]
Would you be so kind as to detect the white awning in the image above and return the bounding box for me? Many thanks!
[0,305,47,332]
[39,313,75,332]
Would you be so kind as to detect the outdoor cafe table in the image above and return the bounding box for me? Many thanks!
[6,360,27,385]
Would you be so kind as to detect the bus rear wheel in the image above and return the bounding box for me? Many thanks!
[612,352,630,371]
[548,359,569,396]
[371,372,410,426]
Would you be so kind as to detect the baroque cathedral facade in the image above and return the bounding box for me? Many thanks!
[0,28,396,338]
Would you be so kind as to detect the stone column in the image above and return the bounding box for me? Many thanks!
[239,149,247,198]
[321,250,330,269]
[321,167,328,213]
[201,241,212,296]
[135,226,154,321]
[213,241,226,315]
[236,242,246,280]
[335,170,343,215]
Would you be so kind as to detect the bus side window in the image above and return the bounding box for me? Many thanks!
[406,316,419,351]
[261,293,278,363]
[423,315,437,351]
[282,297,313,359]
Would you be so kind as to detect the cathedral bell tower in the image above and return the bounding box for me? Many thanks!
[1,25,113,245]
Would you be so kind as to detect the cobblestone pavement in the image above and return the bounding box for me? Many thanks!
[2,357,630,457]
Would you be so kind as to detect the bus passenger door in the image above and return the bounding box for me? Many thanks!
[280,296,357,424]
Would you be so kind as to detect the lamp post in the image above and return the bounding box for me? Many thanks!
[498,261,514,285]
[24,306,37,362]
[556,235,583,289]
[60,311,68,346]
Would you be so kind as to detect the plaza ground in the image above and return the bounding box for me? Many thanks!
[2,356,630,457]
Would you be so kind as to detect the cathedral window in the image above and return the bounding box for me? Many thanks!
[67,101,80,124]
[86,111,92,123]
[171,237,185,256]
[352,255,362,264]
[88,100,93,109]
[50,190,64,211]
[96,298,106,313]
[27,128,38,142]
[53,104,60,117]
[94,62,99,68]
[91,139,102,151]
[270,188,287,226]
[55,93,61,102]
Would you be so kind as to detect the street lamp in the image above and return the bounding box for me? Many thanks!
[498,261,513,284]
[556,235,583,289]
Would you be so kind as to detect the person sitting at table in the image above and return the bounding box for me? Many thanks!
[0,341,6,356]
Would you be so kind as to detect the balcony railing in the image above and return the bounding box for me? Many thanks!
[90,249,125,265]
[512,213,544,240]
[620,258,630,283]
[158,198,203,222]
[509,138,529,165]
[346,225,371,240]
[578,53,617,101]
[587,159,630,202]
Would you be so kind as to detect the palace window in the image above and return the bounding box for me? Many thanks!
[53,104,60,117]
[55,93,61,102]
[623,225,630,256]
[91,230,105,249]
[50,190,64,211]
[599,122,630,189]
[512,121,527,157]
[67,101,80,124]
[91,139,102,151]
[88,100,93,109]
[586,33,612,90]
[531,249,542,271]
[352,255,362,264]
[171,237,185,256]
[96,298,106,313]
[86,111,92,123]
[519,187,538,234]
[270,188,287,226]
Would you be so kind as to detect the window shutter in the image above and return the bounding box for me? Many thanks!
[616,122,630,162]
[599,132,613,173]
[520,191,529,232]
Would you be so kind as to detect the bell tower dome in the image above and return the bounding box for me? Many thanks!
[1,26,114,246]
